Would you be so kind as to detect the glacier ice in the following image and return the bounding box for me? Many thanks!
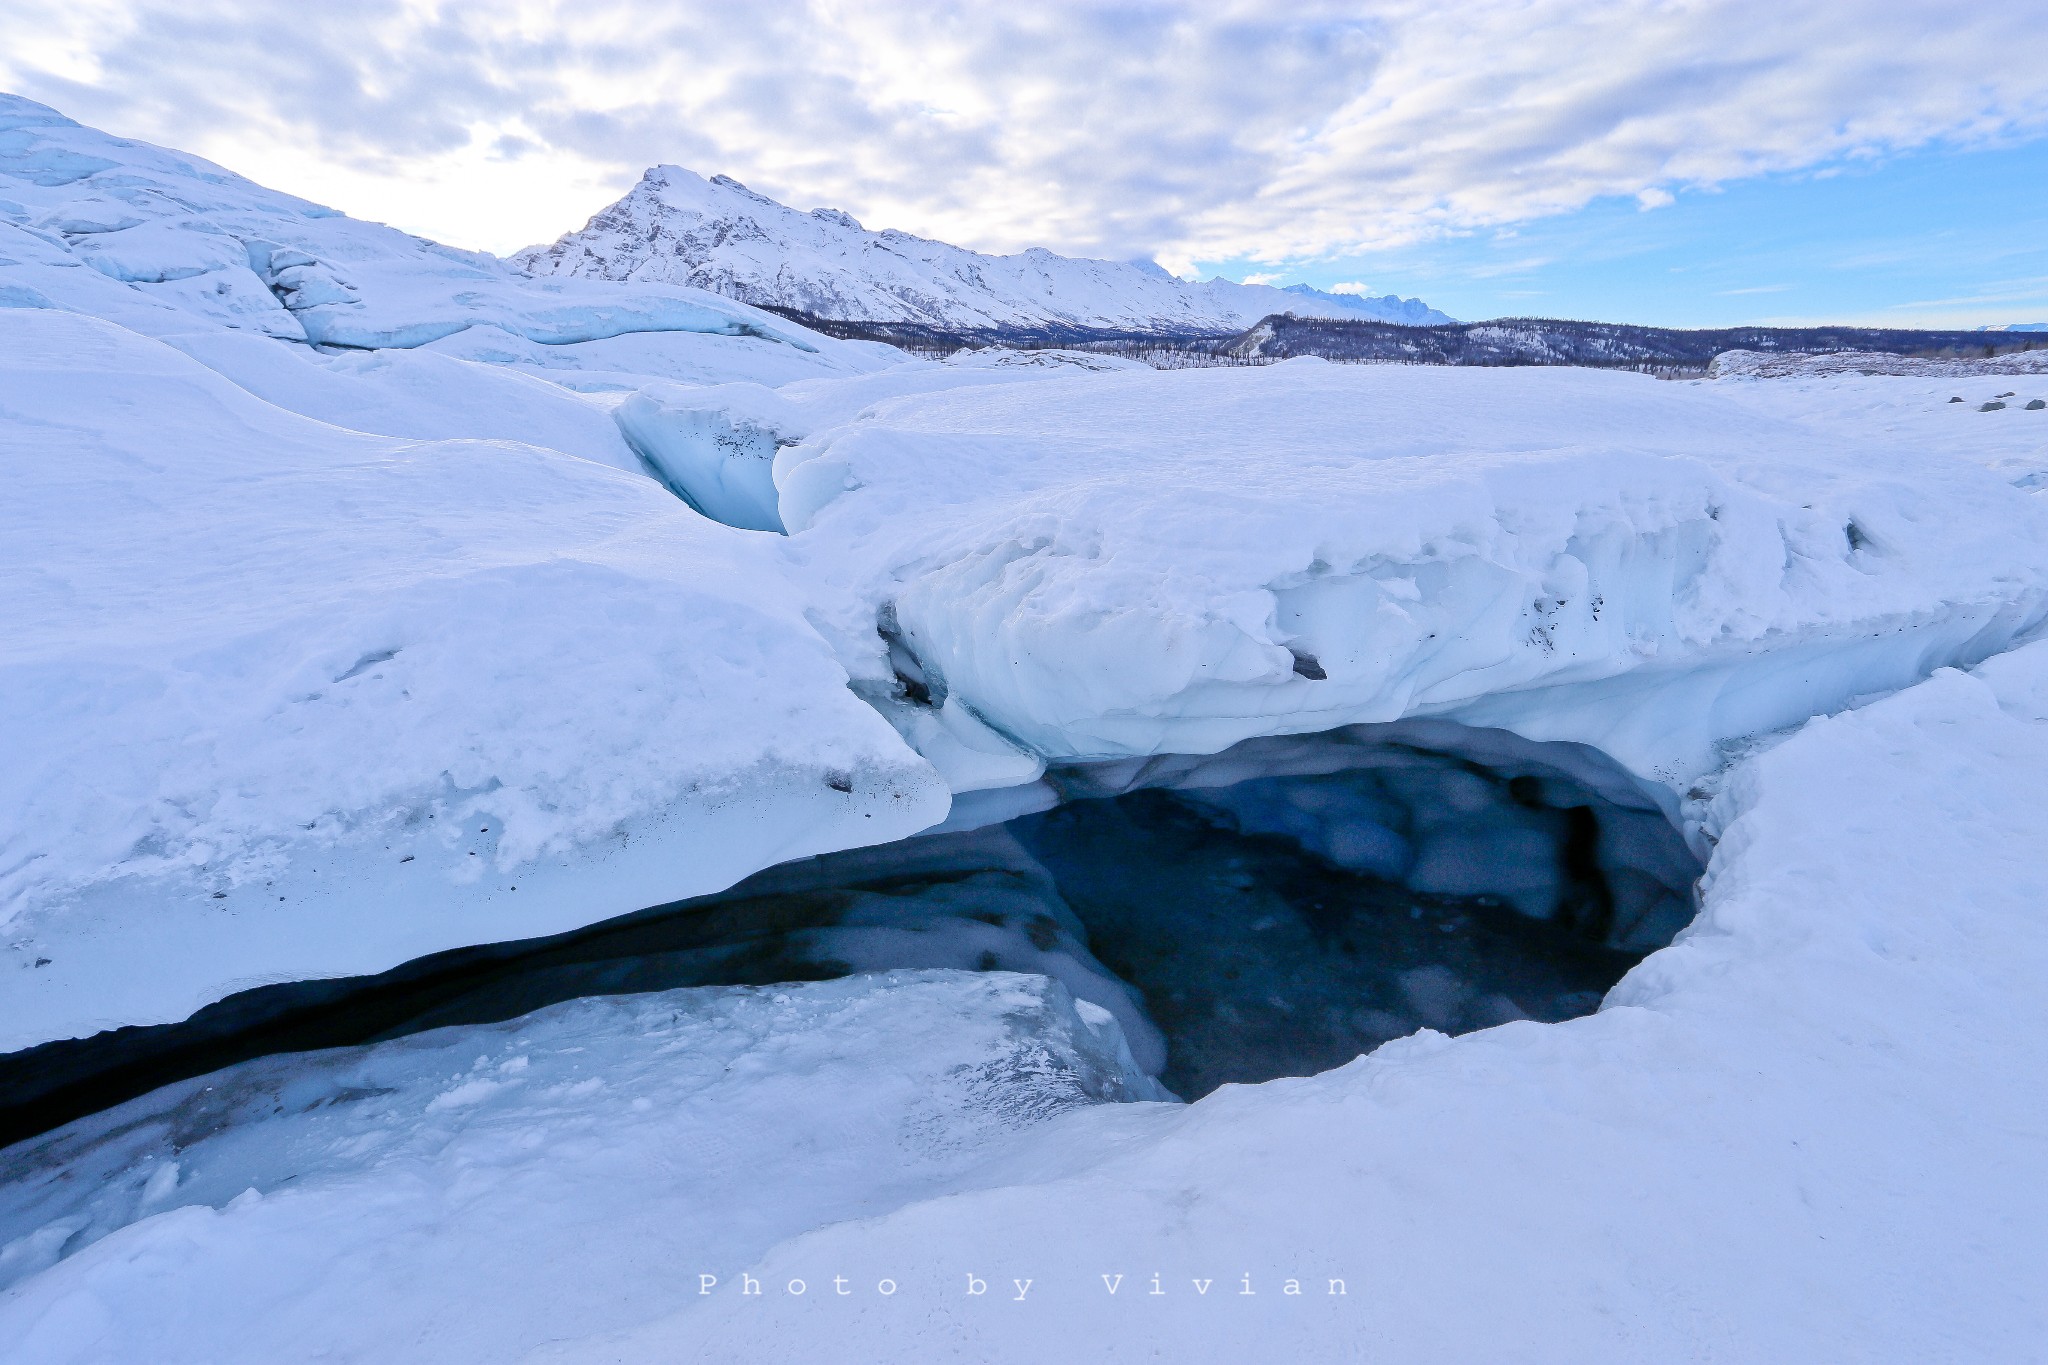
[766,358,2048,793]
[0,972,1166,1363]
[8,644,2046,1362]
[539,643,2048,1364]
[0,308,947,1053]
[8,91,2048,1365]
[0,724,1695,1146]
[0,721,1698,1137]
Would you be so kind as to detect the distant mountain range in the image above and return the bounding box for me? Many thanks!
[513,166,1451,332]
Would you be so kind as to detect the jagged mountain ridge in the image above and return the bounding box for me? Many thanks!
[513,165,1451,331]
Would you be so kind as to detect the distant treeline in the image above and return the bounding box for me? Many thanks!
[762,306,2046,375]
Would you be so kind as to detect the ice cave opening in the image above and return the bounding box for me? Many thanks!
[0,724,1704,1141]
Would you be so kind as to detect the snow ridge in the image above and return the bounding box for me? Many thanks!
[513,165,1451,331]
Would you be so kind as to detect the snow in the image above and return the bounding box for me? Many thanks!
[514,164,1453,331]
[0,972,1166,1363]
[532,641,2048,1362]
[1710,366,2048,494]
[162,329,648,474]
[759,359,2048,791]
[0,307,947,1052]
[612,350,1153,532]
[0,94,896,383]
[6,92,2048,1363]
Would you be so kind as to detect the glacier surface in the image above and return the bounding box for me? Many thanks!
[5,91,2048,1365]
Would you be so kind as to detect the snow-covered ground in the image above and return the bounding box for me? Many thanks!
[0,94,901,385]
[5,92,2048,1363]
[513,165,1451,331]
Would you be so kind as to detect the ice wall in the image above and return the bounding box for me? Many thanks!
[769,360,2048,794]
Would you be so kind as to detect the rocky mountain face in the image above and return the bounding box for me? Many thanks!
[513,165,1450,331]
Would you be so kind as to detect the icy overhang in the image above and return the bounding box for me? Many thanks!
[768,359,2048,793]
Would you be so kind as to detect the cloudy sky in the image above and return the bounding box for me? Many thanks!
[4,1,2045,326]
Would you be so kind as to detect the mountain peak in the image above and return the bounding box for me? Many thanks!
[515,165,1451,331]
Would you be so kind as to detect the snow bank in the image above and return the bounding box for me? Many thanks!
[0,972,1166,1363]
[531,640,2048,1363]
[770,360,2048,790]
[0,309,946,1051]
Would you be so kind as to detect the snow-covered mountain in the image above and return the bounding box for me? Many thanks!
[513,165,1452,331]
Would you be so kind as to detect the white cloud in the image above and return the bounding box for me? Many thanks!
[1328,282,1375,296]
[2,2,2043,261]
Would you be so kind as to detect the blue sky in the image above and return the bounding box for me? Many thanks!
[3,2,2045,329]
[1212,140,2048,328]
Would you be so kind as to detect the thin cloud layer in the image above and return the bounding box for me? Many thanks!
[3,1,2044,264]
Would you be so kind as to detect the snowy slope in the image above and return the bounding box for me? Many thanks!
[513,165,1451,331]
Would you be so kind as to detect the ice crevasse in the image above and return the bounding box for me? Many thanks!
[9,78,2048,1061]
